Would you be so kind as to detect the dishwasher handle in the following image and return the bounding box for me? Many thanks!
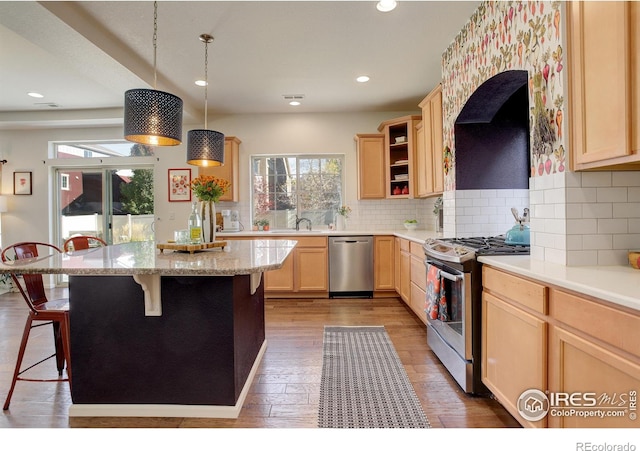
[332,239,370,244]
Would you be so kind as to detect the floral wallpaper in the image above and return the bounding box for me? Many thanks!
[441,0,566,191]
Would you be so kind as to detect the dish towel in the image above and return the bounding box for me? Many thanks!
[425,264,441,320]
[425,263,449,322]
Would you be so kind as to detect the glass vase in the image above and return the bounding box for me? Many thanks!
[200,200,217,242]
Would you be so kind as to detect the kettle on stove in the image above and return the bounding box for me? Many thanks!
[505,207,530,245]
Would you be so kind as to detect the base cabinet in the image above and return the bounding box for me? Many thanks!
[482,265,640,428]
[548,325,640,428]
[398,238,411,304]
[374,236,395,292]
[408,241,427,323]
[263,236,327,297]
[483,292,547,428]
[548,287,640,428]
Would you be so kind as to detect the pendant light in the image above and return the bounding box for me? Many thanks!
[187,34,225,166]
[124,1,183,146]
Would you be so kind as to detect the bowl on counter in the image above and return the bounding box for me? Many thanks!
[403,222,418,231]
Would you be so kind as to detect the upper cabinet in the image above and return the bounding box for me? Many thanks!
[377,115,422,199]
[355,134,386,200]
[568,1,640,170]
[417,84,444,197]
[198,136,241,202]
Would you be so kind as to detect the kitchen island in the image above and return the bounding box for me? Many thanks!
[0,239,296,419]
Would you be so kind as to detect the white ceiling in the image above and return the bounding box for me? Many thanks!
[0,1,479,130]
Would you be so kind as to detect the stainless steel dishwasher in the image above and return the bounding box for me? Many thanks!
[328,236,373,298]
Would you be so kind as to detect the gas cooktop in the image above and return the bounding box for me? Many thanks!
[423,235,530,263]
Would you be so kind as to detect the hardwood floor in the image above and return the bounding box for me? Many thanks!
[0,288,520,428]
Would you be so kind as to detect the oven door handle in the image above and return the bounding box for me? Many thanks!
[425,259,463,282]
[439,271,463,282]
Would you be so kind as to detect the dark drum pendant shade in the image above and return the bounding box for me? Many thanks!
[124,88,183,146]
[187,129,225,166]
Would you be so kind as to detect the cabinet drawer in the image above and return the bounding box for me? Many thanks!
[482,266,547,314]
[410,254,426,289]
[410,241,424,258]
[550,289,640,358]
[410,281,427,324]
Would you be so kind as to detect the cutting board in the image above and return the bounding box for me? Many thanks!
[157,241,227,254]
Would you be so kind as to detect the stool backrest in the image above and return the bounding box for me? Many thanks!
[1,242,62,310]
[63,235,107,252]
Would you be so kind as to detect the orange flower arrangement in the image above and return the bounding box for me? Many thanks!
[190,175,230,202]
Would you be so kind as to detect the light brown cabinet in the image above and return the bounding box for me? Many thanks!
[548,288,640,428]
[394,237,401,294]
[394,237,427,323]
[398,238,411,303]
[568,1,640,170]
[482,264,640,428]
[377,115,422,198]
[373,236,395,291]
[198,136,241,201]
[355,134,386,200]
[417,84,444,196]
[263,236,328,296]
[408,241,427,323]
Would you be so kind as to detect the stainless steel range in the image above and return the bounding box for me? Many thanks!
[422,235,529,394]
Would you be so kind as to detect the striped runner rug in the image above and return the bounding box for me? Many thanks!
[318,326,431,428]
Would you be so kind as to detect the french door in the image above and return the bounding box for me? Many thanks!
[55,166,155,248]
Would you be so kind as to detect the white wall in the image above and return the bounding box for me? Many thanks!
[0,110,440,247]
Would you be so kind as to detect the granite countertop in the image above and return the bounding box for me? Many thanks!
[0,240,297,276]
[478,255,640,313]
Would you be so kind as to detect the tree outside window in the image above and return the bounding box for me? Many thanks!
[251,155,344,229]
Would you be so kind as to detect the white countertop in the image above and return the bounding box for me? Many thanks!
[0,240,297,276]
[478,255,640,312]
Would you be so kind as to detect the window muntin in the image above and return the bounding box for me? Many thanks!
[251,155,344,229]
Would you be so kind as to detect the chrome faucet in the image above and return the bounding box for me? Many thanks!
[295,215,312,231]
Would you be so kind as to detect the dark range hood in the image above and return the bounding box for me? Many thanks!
[454,70,530,190]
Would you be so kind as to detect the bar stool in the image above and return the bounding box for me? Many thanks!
[63,235,107,252]
[1,242,71,410]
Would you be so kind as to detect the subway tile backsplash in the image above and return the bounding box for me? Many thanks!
[223,198,441,233]
[531,171,640,266]
[443,188,529,238]
[228,170,639,267]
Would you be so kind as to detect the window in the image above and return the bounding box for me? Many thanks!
[251,155,344,229]
[53,141,155,158]
[60,173,70,191]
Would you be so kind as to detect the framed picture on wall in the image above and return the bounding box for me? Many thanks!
[168,168,191,202]
[13,171,32,195]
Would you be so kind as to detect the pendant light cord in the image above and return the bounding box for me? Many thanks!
[204,37,209,129]
[153,1,158,89]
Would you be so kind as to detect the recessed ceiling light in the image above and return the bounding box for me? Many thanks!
[283,94,304,106]
[356,75,370,83]
[376,0,397,12]
[195,80,207,87]
[27,92,44,98]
